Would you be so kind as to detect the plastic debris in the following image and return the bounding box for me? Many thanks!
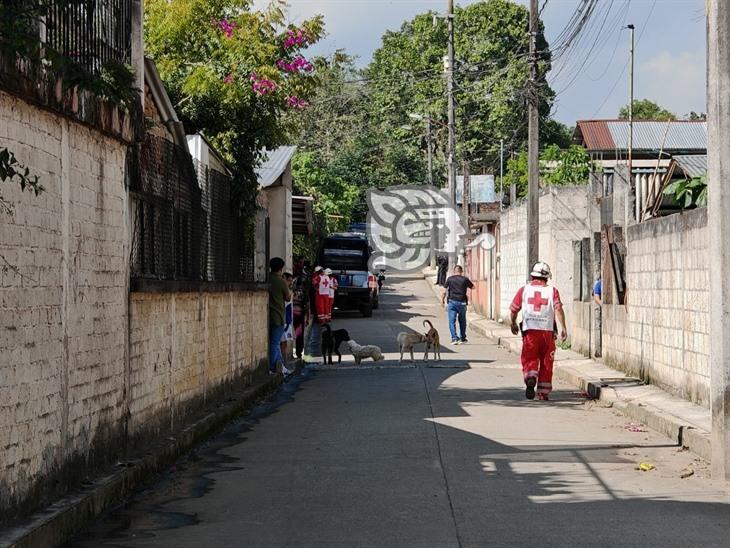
[637,462,655,472]
[680,468,695,479]
[625,423,648,433]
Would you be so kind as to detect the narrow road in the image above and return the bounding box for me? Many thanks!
[74,276,730,547]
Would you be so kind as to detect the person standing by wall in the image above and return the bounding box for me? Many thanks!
[268,257,291,375]
[436,255,449,287]
[279,272,294,375]
[593,277,602,358]
[441,265,474,345]
[509,262,568,401]
[292,258,310,360]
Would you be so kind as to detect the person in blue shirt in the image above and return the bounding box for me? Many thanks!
[592,277,602,357]
[593,278,602,305]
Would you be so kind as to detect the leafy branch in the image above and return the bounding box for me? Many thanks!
[663,173,707,208]
[0,148,44,215]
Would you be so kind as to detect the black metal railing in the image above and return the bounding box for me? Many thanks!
[44,0,132,75]
[130,134,257,284]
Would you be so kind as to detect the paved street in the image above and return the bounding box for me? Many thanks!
[73,276,730,548]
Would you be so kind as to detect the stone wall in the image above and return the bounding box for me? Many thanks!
[0,90,128,518]
[600,209,710,406]
[498,186,594,326]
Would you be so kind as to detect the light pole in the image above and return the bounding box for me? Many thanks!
[409,112,441,268]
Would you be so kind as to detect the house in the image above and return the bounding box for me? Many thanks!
[255,146,314,269]
[574,119,707,221]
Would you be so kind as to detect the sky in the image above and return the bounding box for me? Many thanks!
[253,0,707,125]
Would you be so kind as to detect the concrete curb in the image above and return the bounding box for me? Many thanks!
[2,374,283,548]
[422,270,712,462]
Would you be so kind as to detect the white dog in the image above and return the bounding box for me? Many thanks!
[346,340,385,364]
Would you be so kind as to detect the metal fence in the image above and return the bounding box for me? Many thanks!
[44,0,133,75]
[130,134,256,284]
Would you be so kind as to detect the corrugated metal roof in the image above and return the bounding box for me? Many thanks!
[606,121,706,151]
[576,120,706,152]
[575,120,615,150]
[256,146,297,187]
[673,154,707,178]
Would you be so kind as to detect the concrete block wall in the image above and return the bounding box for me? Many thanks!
[498,186,593,326]
[128,290,268,438]
[0,90,128,517]
[600,208,710,406]
[1,89,270,520]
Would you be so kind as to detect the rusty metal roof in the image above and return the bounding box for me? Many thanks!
[575,120,707,153]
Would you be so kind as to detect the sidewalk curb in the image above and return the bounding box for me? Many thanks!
[2,374,283,548]
[423,270,712,463]
[468,318,712,462]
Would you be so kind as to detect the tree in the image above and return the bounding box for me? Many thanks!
[365,0,556,181]
[144,0,324,217]
[619,99,676,121]
[502,145,596,198]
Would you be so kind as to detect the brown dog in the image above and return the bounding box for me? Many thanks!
[423,320,441,361]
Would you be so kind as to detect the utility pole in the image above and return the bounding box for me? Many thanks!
[627,23,636,219]
[446,0,458,267]
[707,0,730,480]
[426,116,434,187]
[463,160,470,243]
[526,0,539,277]
[427,116,437,268]
[499,138,504,211]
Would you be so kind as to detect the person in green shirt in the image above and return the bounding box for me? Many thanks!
[269,257,292,374]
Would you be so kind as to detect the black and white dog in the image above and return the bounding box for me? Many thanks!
[321,324,351,364]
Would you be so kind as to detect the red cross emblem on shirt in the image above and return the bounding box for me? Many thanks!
[321,278,330,288]
[527,291,548,312]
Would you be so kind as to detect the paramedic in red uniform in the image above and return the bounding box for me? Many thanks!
[509,262,568,401]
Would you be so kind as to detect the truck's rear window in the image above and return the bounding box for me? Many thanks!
[319,240,369,271]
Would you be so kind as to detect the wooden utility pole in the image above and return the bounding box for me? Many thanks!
[463,160,470,242]
[527,0,539,276]
[446,0,458,267]
[627,24,636,219]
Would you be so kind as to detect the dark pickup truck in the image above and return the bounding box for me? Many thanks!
[317,233,379,317]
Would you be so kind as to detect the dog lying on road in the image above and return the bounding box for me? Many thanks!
[321,324,351,364]
[346,340,384,364]
[423,320,441,361]
[397,331,426,362]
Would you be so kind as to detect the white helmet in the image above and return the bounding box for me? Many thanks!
[530,261,552,280]
[324,268,333,275]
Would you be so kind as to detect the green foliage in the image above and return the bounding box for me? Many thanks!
[0,148,44,215]
[663,173,707,208]
[365,0,556,179]
[144,0,325,216]
[619,99,676,121]
[502,145,596,198]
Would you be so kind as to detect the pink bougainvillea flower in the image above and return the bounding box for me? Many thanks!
[286,95,309,110]
[250,73,278,96]
[277,56,314,74]
[218,19,237,38]
[282,28,309,49]
[223,73,234,85]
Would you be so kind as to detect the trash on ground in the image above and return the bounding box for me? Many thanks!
[637,462,655,472]
[680,468,695,479]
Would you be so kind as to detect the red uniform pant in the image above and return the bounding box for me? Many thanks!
[521,330,556,395]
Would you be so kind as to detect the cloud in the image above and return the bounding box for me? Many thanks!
[638,51,706,116]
